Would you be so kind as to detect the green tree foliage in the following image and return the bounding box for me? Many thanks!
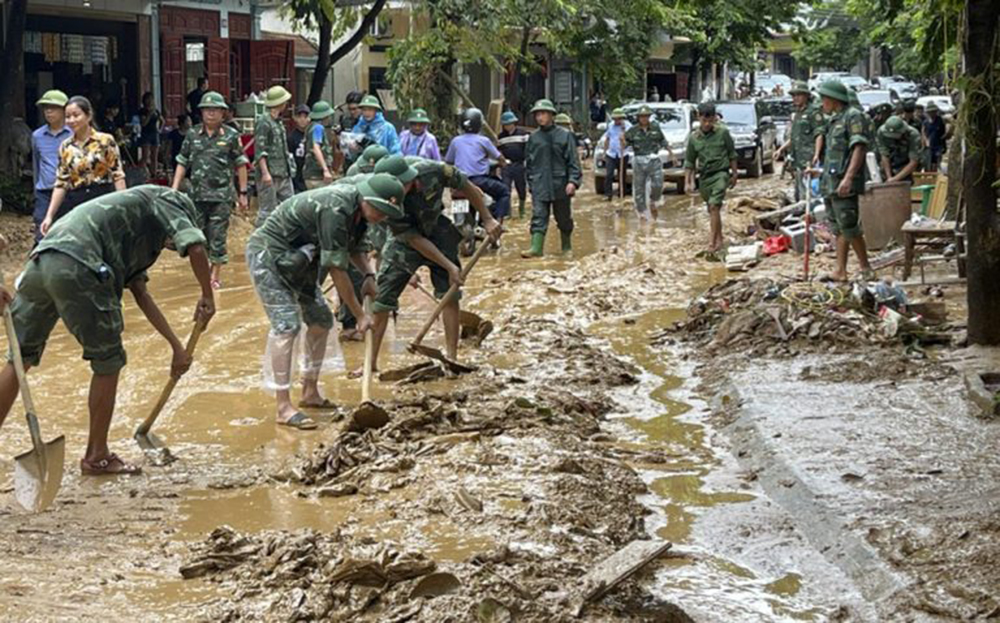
[792,3,868,72]
[845,0,961,79]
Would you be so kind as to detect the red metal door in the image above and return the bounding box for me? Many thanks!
[161,35,185,118]
[248,40,295,101]
[207,38,231,100]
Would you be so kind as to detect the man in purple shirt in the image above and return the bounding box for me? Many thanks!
[399,108,441,161]
[444,108,510,220]
[31,90,72,242]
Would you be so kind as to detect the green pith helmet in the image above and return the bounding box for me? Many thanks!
[359,94,382,110]
[817,80,849,104]
[310,100,334,120]
[611,108,625,119]
[848,90,861,109]
[500,111,518,125]
[925,102,940,113]
[357,173,405,219]
[881,115,906,139]
[264,86,292,108]
[530,99,557,114]
[407,108,431,124]
[636,105,653,116]
[198,91,228,109]
[789,81,810,95]
[362,144,389,164]
[373,154,418,184]
[554,113,573,125]
[36,89,68,107]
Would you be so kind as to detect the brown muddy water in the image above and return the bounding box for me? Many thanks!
[0,176,852,620]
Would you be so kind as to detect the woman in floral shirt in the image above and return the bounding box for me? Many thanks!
[40,96,126,237]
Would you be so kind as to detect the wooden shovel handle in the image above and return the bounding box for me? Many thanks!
[362,296,373,404]
[411,240,491,348]
[136,320,206,436]
[4,307,35,415]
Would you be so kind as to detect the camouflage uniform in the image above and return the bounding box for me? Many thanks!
[9,186,206,374]
[788,103,826,200]
[624,120,666,214]
[684,124,737,208]
[245,185,372,336]
[176,124,249,264]
[821,107,869,240]
[254,113,295,227]
[373,157,467,314]
[302,121,336,189]
[876,118,923,181]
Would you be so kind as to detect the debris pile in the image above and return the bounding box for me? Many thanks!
[653,278,960,357]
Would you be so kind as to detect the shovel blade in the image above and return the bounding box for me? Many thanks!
[408,343,477,374]
[347,401,390,432]
[134,431,178,466]
[13,435,66,513]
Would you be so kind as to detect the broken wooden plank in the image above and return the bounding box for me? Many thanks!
[573,539,672,616]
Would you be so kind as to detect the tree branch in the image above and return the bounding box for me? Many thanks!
[330,0,389,66]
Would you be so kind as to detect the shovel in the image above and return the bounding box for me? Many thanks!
[412,282,484,330]
[408,241,491,373]
[5,304,65,513]
[134,320,206,462]
[347,296,389,432]
[803,169,813,281]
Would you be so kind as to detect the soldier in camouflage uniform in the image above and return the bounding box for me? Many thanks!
[254,86,295,227]
[776,81,825,202]
[346,144,389,177]
[246,174,404,430]
[624,105,667,220]
[172,91,249,290]
[877,116,923,183]
[817,80,874,282]
[522,99,582,258]
[684,102,738,254]
[0,185,215,475]
[303,100,339,190]
[362,155,499,372]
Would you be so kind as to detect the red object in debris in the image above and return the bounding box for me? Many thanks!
[763,235,791,256]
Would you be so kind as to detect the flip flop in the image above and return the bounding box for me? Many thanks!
[298,398,336,409]
[338,329,364,343]
[278,412,318,430]
[80,453,142,476]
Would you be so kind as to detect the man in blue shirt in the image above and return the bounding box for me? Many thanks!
[602,108,631,201]
[31,90,72,242]
[444,108,511,220]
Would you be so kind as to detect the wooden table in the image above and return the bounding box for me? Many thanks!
[901,220,964,282]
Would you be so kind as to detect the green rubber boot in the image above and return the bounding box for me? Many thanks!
[521,232,545,258]
[560,231,573,254]
[518,198,526,219]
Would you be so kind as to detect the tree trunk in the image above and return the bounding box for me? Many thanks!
[506,25,531,115]
[687,50,701,104]
[306,13,333,106]
[963,0,1000,345]
[0,0,28,176]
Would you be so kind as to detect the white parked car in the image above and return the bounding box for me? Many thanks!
[856,90,896,111]
[808,71,849,91]
[916,95,954,115]
[754,73,793,95]
[593,102,697,194]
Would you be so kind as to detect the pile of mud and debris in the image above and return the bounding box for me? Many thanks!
[180,319,692,622]
[653,277,964,359]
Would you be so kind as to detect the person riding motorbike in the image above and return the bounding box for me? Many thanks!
[444,108,510,222]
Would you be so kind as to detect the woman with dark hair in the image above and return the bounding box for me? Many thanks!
[138,91,163,176]
[39,96,126,236]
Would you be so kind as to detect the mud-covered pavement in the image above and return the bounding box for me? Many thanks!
[0,167,996,622]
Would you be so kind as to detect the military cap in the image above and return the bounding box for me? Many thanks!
[199,91,228,109]
[697,102,717,116]
[373,154,418,184]
[881,115,906,139]
[500,111,519,124]
[357,173,405,219]
[902,100,916,113]
[264,86,292,108]
[530,99,557,114]
[789,81,810,95]
[359,94,382,110]
[925,102,939,113]
[361,144,389,164]
[848,90,861,109]
[36,89,68,107]
[554,113,573,125]
[636,105,654,116]
[407,108,431,124]
[310,100,334,120]
[611,108,626,119]
[294,104,311,115]
[817,80,849,104]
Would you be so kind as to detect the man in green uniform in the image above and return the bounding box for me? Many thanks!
[303,100,338,189]
[172,91,249,290]
[347,144,389,177]
[775,81,825,202]
[876,116,922,183]
[0,185,215,475]
[817,80,873,282]
[365,155,499,372]
[684,102,738,254]
[246,174,404,430]
[254,86,294,227]
[522,99,581,258]
[624,105,667,220]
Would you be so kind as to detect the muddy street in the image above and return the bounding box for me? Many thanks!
[0,168,995,622]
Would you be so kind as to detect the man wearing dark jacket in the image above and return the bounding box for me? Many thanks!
[522,99,581,258]
[498,111,530,218]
